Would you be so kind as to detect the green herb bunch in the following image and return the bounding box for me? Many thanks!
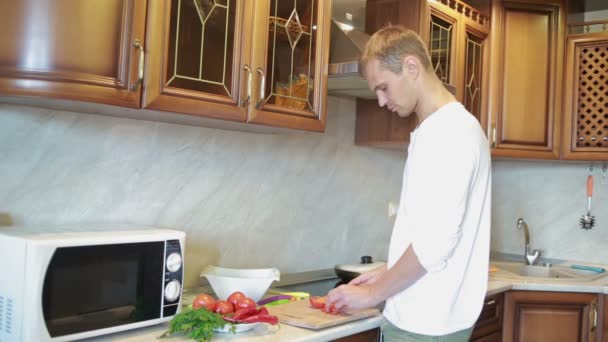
[160,306,235,342]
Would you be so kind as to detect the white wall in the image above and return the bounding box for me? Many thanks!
[492,159,608,263]
[0,97,404,287]
[1,98,607,287]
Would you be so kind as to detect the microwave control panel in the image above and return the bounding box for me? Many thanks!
[163,239,183,317]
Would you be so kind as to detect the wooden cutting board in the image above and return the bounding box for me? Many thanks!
[267,299,380,330]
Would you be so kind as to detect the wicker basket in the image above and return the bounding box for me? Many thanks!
[275,74,311,110]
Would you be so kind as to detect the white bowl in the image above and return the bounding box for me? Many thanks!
[201,265,280,302]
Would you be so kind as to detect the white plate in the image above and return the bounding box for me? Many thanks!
[214,322,261,333]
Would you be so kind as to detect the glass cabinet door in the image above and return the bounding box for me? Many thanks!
[463,31,485,121]
[429,12,457,85]
[167,0,235,96]
[144,0,250,121]
[249,0,331,132]
[263,0,316,113]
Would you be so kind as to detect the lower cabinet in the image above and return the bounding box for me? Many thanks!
[333,328,381,342]
[502,291,601,342]
[471,294,504,341]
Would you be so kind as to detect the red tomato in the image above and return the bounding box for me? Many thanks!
[234,297,257,311]
[322,303,339,314]
[227,291,246,308]
[193,294,216,312]
[309,296,326,309]
[214,300,234,315]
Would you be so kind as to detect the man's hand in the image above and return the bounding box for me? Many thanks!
[327,245,426,313]
[349,265,386,286]
[326,283,381,312]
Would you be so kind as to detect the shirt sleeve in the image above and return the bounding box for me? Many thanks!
[408,126,477,273]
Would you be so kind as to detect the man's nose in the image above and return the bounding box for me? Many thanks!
[377,93,387,107]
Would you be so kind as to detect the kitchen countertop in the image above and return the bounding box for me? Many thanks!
[489,259,608,294]
[87,315,385,342]
[88,260,608,342]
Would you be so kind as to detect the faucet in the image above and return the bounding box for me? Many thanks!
[517,218,541,265]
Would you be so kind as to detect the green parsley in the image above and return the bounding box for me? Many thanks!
[160,307,235,342]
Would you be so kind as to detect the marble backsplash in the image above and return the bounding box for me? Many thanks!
[0,97,404,287]
[1,97,607,287]
[491,159,608,264]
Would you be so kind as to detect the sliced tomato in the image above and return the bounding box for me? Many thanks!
[321,303,339,314]
[309,296,326,309]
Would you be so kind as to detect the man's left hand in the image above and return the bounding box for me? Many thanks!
[326,284,381,312]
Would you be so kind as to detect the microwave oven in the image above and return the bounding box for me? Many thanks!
[0,226,185,342]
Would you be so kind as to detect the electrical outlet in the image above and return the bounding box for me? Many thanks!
[388,201,399,218]
[0,213,13,226]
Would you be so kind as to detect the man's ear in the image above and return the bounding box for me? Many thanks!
[403,56,420,80]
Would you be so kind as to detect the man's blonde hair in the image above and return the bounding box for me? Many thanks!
[360,25,432,76]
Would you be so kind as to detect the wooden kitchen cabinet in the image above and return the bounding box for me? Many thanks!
[562,32,608,160]
[487,0,566,159]
[471,293,504,342]
[1,0,331,132]
[354,0,490,148]
[425,0,490,126]
[0,0,147,108]
[144,0,331,132]
[503,291,601,342]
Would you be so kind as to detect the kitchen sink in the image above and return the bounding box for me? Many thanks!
[491,261,608,282]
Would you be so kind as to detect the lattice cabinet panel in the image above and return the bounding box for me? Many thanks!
[576,44,607,148]
[563,33,608,160]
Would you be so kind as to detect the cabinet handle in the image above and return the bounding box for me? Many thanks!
[130,39,144,91]
[484,299,496,306]
[241,64,252,107]
[255,67,266,109]
[591,303,598,332]
[491,125,497,148]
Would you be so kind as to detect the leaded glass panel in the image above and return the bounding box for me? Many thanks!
[166,0,236,97]
[264,0,318,112]
[429,15,453,84]
[465,32,484,120]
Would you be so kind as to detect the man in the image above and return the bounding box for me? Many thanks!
[326,26,491,341]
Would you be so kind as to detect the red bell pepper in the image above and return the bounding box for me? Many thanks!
[239,314,279,325]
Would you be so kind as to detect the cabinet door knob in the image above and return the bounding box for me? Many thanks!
[255,67,266,109]
[130,39,144,91]
[241,64,252,107]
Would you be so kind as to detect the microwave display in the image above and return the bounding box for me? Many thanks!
[42,242,165,337]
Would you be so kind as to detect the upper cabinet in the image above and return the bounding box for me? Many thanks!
[247,0,331,131]
[488,0,566,159]
[426,0,490,125]
[488,0,608,161]
[562,23,608,160]
[0,0,331,132]
[0,0,147,108]
[144,0,250,122]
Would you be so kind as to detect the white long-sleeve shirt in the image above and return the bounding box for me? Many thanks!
[383,102,492,335]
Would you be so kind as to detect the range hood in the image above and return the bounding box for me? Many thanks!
[326,2,457,99]
[327,19,375,99]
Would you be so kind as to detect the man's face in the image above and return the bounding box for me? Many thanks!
[365,58,416,118]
